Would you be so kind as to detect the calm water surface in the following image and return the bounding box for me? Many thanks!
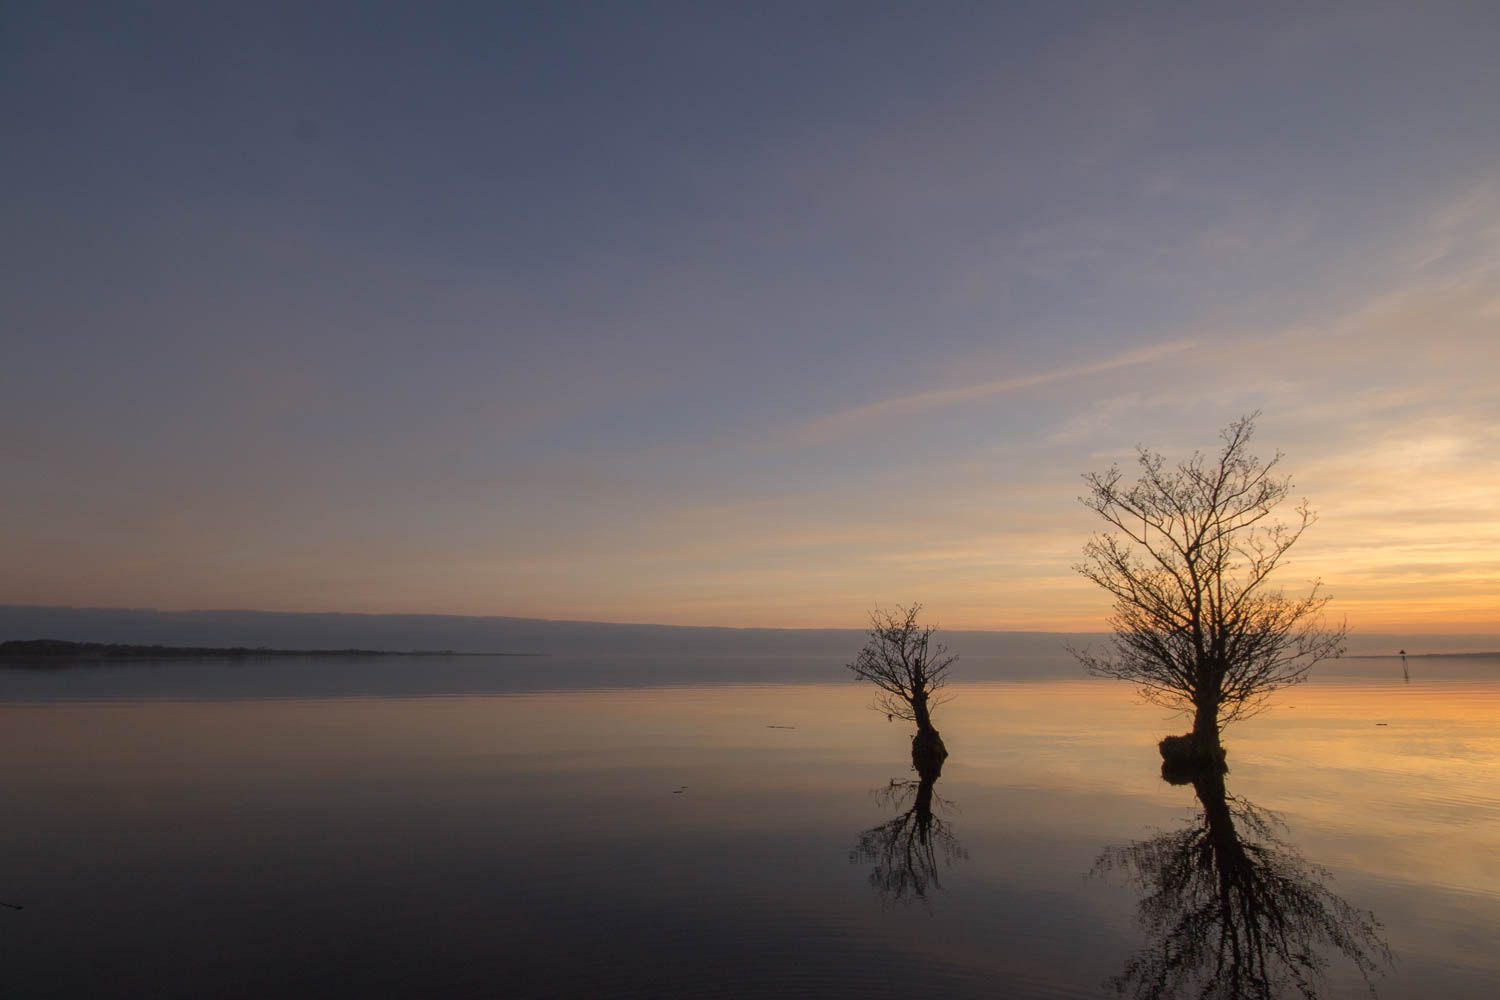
[2,652,1497,998]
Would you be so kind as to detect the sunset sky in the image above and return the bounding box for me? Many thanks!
[4,2,1497,631]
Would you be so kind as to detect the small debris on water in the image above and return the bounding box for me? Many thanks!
[1376,722,1388,726]
[671,786,688,794]
[766,724,796,729]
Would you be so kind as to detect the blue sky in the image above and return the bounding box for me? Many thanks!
[4,1,1498,628]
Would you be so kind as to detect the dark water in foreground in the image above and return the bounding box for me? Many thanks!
[1,652,1497,998]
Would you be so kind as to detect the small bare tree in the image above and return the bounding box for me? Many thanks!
[1073,414,1345,753]
[848,605,956,759]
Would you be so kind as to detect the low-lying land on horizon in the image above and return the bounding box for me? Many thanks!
[0,639,460,659]
[1,604,1491,659]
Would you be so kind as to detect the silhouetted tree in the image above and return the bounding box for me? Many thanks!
[1073,414,1345,759]
[1095,765,1390,999]
[848,605,955,759]
[850,751,966,905]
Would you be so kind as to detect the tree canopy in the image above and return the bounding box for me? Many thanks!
[1073,414,1345,743]
[847,604,956,736]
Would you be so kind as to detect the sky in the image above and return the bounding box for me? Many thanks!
[3,1,1497,631]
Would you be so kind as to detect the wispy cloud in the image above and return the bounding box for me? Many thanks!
[780,337,1199,447]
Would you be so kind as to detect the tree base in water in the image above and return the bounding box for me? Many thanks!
[912,727,948,768]
[1158,733,1227,784]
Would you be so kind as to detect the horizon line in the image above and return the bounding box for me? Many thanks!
[1,602,1494,639]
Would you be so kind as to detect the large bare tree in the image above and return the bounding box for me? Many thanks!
[1073,414,1345,753]
[848,604,956,760]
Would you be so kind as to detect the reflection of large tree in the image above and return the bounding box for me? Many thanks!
[1098,766,1390,1000]
[850,752,966,904]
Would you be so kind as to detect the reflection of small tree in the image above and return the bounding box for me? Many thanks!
[1096,766,1390,1000]
[1073,415,1345,757]
[850,753,966,905]
[848,604,955,758]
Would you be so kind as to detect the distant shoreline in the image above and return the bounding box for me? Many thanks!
[1347,650,1500,660]
[0,639,536,659]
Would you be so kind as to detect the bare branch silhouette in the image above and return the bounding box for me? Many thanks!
[848,604,956,759]
[1072,414,1345,762]
[850,752,966,905]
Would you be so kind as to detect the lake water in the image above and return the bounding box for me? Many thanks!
[2,649,1497,998]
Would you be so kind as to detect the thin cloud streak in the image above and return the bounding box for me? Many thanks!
[781,338,1199,447]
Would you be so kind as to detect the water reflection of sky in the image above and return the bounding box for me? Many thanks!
[1,666,1497,997]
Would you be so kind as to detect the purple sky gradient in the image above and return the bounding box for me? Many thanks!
[4,1,1498,628]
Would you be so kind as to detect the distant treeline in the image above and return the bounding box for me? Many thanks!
[0,639,455,658]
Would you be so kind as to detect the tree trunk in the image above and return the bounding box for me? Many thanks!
[911,693,933,733]
[1159,698,1227,778]
[908,692,947,763]
[1192,702,1220,748]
